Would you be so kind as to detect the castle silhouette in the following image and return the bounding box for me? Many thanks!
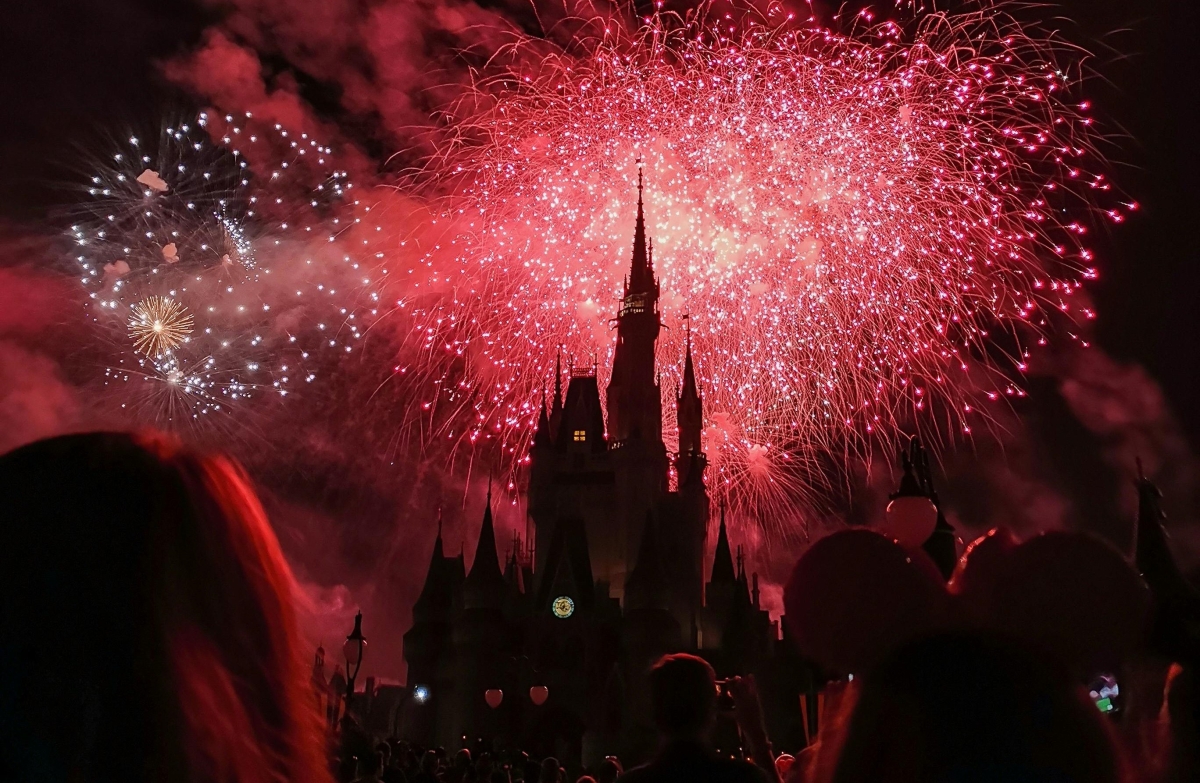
[401,174,807,763]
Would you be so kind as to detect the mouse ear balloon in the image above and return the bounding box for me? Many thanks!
[784,529,951,675]
[988,531,1150,674]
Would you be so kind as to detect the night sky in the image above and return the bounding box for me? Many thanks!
[1,0,1198,677]
[2,0,1197,427]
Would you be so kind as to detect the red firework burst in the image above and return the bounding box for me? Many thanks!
[383,1,1127,524]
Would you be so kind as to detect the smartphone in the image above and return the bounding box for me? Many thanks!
[715,679,736,712]
[1088,674,1119,714]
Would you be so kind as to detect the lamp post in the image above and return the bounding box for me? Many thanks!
[342,611,367,721]
[883,440,938,551]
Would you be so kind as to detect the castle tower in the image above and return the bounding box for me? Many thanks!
[403,513,465,745]
[463,488,507,610]
[605,171,672,603]
[606,168,663,447]
[676,322,704,487]
[701,504,738,650]
[451,492,519,745]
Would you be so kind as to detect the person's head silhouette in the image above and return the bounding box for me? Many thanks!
[0,432,330,783]
[830,631,1124,783]
[649,653,719,743]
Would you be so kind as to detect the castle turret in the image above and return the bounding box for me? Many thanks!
[709,504,736,588]
[556,372,607,453]
[676,322,704,487]
[550,348,565,441]
[701,504,744,651]
[534,390,552,450]
[403,514,464,745]
[463,491,506,610]
[625,512,669,613]
[606,169,663,446]
[1134,469,1200,662]
[411,514,461,624]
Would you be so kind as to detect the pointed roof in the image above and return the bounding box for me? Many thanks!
[680,321,700,403]
[1134,470,1198,603]
[625,511,668,610]
[555,374,607,451]
[536,516,596,610]
[504,548,525,594]
[736,545,752,604]
[464,489,506,609]
[413,512,456,623]
[628,166,655,295]
[553,348,564,416]
[533,389,552,449]
[710,503,736,584]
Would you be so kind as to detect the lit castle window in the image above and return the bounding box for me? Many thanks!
[620,294,646,317]
[573,429,586,442]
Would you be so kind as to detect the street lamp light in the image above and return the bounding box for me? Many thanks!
[883,444,937,550]
[343,611,367,717]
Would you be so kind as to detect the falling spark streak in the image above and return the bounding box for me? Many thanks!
[388,2,1125,525]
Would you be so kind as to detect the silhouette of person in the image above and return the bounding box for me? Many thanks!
[596,757,623,783]
[354,751,386,782]
[0,432,332,783]
[828,632,1125,783]
[619,654,771,783]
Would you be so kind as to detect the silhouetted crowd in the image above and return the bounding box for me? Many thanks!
[336,742,623,783]
[1,432,1198,782]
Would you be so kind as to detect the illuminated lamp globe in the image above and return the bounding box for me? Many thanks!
[884,495,939,550]
[529,685,549,706]
[485,689,504,709]
[413,685,430,704]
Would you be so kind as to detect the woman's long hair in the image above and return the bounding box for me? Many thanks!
[0,432,331,783]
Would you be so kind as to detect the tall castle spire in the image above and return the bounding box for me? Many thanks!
[710,502,735,584]
[628,167,654,296]
[677,317,702,456]
[549,347,564,440]
[606,165,663,445]
[533,385,552,449]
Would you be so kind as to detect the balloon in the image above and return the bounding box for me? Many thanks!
[485,689,504,709]
[883,495,939,550]
[529,685,549,706]
[784,529,951,674]
[988,531,1151,674]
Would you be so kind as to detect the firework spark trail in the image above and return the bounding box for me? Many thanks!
[71,112,388,430]
[378,1,1127,525]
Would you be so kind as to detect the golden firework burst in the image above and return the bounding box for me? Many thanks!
[128,296,194,356]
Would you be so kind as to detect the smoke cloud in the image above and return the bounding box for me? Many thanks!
[0,0,1194,681]
[162,0,1199,677]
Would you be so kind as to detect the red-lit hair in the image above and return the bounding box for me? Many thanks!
[0,432,331,783]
